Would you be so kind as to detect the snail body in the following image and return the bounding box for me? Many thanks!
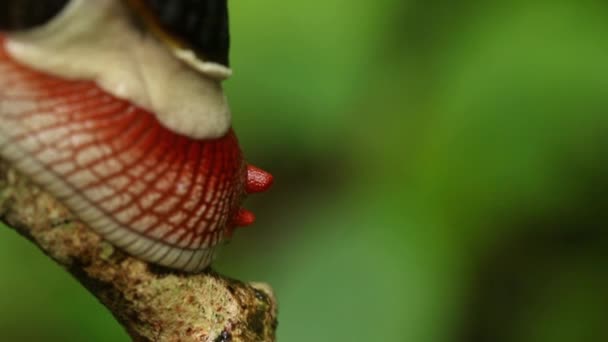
[0,0,272,272]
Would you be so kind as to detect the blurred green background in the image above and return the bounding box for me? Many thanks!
[2,0,608,340]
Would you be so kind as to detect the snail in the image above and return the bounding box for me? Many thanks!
[0,0,273,272]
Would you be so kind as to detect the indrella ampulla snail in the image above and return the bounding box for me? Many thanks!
[0,0,273,272]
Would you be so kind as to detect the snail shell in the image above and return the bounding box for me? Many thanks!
[127,0,231,67]
[0,0,272,272]
[0,0,69,31]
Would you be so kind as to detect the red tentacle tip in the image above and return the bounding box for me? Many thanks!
[227,209,256,238]
[246,164,274,194]
[234,208,256,227]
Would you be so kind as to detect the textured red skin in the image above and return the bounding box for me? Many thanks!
[0,34,271,258]
[246,164,274,194]
[231,208,256,236]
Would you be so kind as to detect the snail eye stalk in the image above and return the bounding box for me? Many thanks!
[126,0,231,68]
[0,0,69,31]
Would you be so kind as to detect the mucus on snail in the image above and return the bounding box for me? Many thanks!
[0,0,273,272]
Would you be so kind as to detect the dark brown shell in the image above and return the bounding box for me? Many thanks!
[130,0,231,67]
[0,0,69,31]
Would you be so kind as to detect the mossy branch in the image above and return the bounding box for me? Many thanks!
[0,160,277,342]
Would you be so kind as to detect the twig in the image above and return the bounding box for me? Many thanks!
[0,159,278,342]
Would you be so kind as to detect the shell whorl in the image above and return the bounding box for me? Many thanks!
[0,36,273,272]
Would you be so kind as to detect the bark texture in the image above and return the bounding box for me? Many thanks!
[0,160,277,342]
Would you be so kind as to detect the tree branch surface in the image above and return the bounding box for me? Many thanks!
[0,160,277,342]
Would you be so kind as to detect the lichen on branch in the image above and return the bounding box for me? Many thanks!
[0,159,277,342]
